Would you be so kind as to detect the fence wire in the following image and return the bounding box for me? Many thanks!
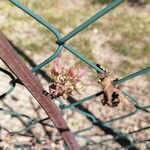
[0,0,150,149]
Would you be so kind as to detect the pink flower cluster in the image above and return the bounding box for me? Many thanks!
[49,58,86,99]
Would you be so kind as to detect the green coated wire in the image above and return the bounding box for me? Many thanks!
[56,0,124,45]
[9,0,150,84]
[9,0,63,73]
[104,91,140,123]
[9,0,61,40]
[9,0,105,74]
[105,91,150,123]
[61,92,103,110]
[0,85,15,99]
[61,73,149,111]
[114,67,150,85]
[70,106,133,145]
[71,107,98,123]
[0,108,53,135]
[74,124,94,134]
[0,67,16,99]
[61,89,149,125]
[0,108,31,119]
[31,46,62,73]
[60,90,150,124]
[105,109,139,124]
[64,44,105,73]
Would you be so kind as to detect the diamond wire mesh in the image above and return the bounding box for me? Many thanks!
[0,0,150,149]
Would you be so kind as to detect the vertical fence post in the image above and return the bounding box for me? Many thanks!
[0,33,79,150]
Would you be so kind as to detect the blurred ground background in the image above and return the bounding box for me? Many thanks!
[0,0,150,149]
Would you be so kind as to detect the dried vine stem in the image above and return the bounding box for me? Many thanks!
[0,33,79,150]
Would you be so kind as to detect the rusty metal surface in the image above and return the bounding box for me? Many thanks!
[0,33,79,150]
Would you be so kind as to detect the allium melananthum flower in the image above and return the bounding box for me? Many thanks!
[49,58,86,99]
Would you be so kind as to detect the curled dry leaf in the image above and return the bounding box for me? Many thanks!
[98,72,131,107]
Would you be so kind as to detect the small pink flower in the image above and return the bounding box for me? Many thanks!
[67,66,86,82]
[51,58,61,75]
[49,59,85,99]
[67,67,77,80]
[77,67,86,78]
